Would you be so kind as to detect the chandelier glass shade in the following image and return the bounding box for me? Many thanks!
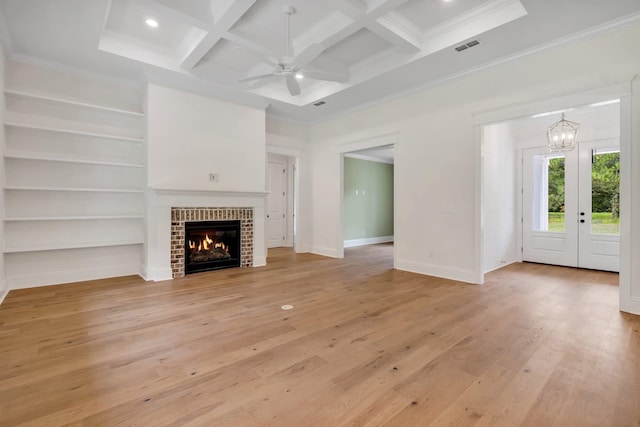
[547,112,580,152]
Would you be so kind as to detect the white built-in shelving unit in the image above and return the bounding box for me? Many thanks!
[2,65,145,289]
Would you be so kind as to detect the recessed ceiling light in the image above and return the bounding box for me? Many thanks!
[295,72,304,80]
[145,18,158,28]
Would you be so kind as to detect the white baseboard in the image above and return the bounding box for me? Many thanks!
[253,256,267,267]
[483,260,519,274]
[344,236,394,248]
[395,259,477,284]
[144,266,174,282]
[621,296,640,315]
[0,290,8,306]
[294,244,311,253]
[310,246,340,258]
[139,264,150,281]
[8,264,141,290]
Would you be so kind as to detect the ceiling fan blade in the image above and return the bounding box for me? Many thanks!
[285,74,301,96]
[238,73,276,83]
[302,70,348,83]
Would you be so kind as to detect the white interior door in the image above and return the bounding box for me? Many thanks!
[522,140,619,272]
[266,161,286,248]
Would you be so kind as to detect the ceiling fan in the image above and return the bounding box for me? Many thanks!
[237,5,348,96]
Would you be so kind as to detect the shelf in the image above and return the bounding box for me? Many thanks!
[4,153,144,168]
[3,121,144,143]
[4,89,144,118]
[4,186,145,193]
[4,239,144,253]
[4,215,144,222]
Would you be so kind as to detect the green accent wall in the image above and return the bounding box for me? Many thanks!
[344,157,394,241]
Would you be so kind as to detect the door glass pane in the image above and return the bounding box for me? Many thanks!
[532,154,565,232]
[591,149,620,235]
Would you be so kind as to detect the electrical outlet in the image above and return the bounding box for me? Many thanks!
[209,173,218,182]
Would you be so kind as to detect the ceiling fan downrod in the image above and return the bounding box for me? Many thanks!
[283,5,296,59]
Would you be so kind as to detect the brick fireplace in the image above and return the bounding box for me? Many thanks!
[144,189,267,282]
[170,207,253,278]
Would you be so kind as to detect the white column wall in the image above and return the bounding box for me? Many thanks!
[144,84,268,280]
[0,40,6,299]
[624,79,640,314]
[483,123,518,273]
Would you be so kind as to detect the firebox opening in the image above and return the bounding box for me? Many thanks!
[184,220,241,274]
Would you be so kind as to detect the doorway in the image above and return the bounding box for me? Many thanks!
[479,95,622,276]
[266,153,294,249]
[523,139,620,271]
[342,145,395,256]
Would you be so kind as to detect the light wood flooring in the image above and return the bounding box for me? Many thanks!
[0,245,638,426]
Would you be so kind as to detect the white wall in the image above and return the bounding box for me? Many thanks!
[147,84,266,192]
[306,22,640,310]
[6,60,141,110]
[266,118,308,153]
[483,122,518,273]
[0,40,6,299]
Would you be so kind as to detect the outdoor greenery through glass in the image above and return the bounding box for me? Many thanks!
[591,150,620,235]
[546,151,620,234]
[547,157,565,232]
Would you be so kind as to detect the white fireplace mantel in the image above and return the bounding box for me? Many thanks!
[142,188,268,281]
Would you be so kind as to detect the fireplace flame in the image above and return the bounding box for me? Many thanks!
[188,236,228,254]
[202,234,214,250]
[187,231,232,265]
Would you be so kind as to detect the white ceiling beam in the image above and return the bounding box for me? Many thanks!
[325,0,417,51]
[368,12,422,51]
[365,0,411,16]
[291,12,357,66]
[180,0,257,70]
[325,0,366,19]
[151,0,213,28]
[224,31,280,65]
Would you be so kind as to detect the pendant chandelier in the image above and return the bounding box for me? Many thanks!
[547,112,580,152]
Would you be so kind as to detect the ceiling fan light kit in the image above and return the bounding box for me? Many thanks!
[237,4,348,97]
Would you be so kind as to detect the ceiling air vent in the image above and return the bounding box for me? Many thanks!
[313,101,326,106]
[455,40,480,52]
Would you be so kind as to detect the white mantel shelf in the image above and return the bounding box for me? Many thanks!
[150,188,268,198]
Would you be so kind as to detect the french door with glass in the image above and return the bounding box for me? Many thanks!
[522,139,620,272]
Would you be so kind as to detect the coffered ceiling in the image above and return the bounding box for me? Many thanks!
[1,0,639,122]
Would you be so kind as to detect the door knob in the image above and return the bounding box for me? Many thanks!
[580,219,585,223]
[267,215,270,218]
[580,212,585,216]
